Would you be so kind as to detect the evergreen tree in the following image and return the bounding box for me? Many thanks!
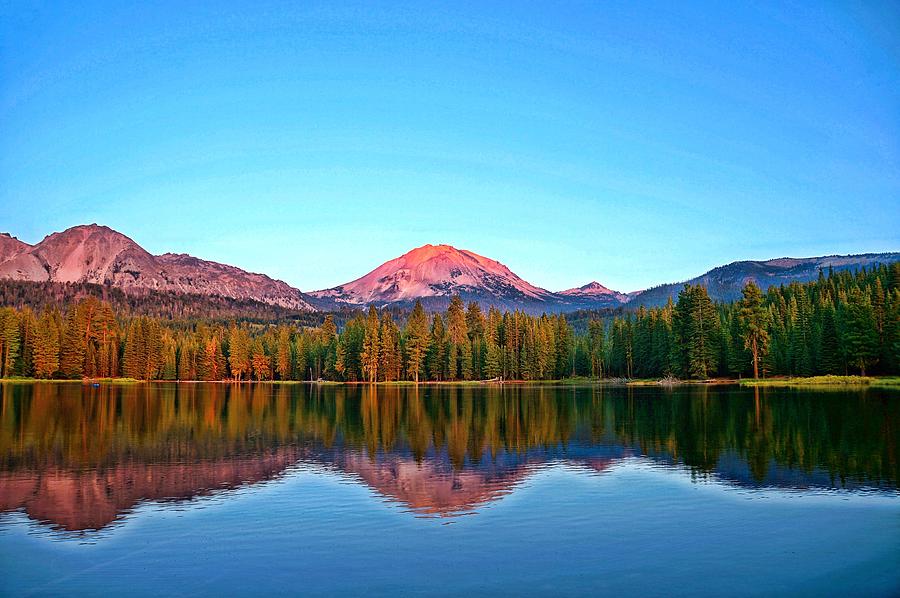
[427,313,447,381]
[160,330,178,380]
[59,307,86,378]
[275,326,293,381]
[251,338,271,380]
[587,319,605,378]
[484,307,503,379]
[361,306,381,383]
[672,284,719,379]
[228,326,252,381]
[819,303,840,374]
[198,334,226,381]
[378,312,401,381]
[0,308,20,378]
[404,300,429,383]
[178,336,197,380]
[842,286,879,375]
[319,315,338,380]
[466,301,485,379]
[737,281,769,379]
[31,310,60,379]
[445,295,467,380]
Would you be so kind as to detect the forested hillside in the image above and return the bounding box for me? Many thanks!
[605,263,900,378]
[629,252,899,307]
[0,280,324,323]
[0,264,897,381]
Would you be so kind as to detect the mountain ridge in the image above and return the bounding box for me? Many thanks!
[627,252,900,307]
[0,224,316,310]
[1,224,897,313]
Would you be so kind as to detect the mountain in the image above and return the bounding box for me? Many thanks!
[0,233,29,263]
[628,252,900,307]
[558,281,629,305]
[311,244,555,310]
[5,225,892,315]
[310,243,626,312]
[0,225,316,310]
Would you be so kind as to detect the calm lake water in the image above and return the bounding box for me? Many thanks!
[1,382,898,597]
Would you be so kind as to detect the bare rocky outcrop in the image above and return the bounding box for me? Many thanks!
[0,224,315,310]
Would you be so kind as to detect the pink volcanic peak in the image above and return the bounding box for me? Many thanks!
[313,243,553,304]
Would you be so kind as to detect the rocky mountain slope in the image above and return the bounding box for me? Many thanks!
[0,233,29,263]
[4,225,893,315]
[0,225,316,310]
[309,244,625,312]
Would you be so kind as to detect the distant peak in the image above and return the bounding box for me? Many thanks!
[559,281,619,296]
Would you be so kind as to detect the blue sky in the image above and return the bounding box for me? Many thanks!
[1,1,898,293]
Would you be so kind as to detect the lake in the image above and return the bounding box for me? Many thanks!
[1,382,898,596]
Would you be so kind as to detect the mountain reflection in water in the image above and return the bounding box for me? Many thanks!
[1,382,897,533]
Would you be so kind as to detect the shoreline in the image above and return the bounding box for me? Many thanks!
[2,375,899,388]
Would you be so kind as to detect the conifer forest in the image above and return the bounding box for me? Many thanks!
[1,264,897,382]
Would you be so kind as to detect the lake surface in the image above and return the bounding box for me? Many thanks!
[1,382,898,596]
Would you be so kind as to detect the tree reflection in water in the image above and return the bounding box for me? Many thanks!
[0,382,897,532]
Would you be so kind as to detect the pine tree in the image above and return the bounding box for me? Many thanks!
[842,286,879,375]
[446,295,467,380]
[178,336,197,380]
[275,326,293,380]
[336,314,365,381]
[819,303,840,374]
[228,326,252,381]
[319,315,338,380]
[427,313,447,381]
[672,284,720,379]
[378,312,401,381]
[160,329,178,380]
[122,319,143,379]
[587,319,605,378]
[0,308,20,378]
[484,307,503,379]
[31,310,60,379]
[59,307,86,378]
[18,308,38,377]
[737,281,769,379]
[404,300,429,383]
[361,306,381,383]
[251,338,271,380]
[198,334,226,381]
[142,318,163,380]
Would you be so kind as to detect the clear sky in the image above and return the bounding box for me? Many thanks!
[1,1,898,293]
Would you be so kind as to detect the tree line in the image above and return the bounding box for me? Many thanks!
[0,263,897,381]
[603,262,900,378]
[0,279,326,324]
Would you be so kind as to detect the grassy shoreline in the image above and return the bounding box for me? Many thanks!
[739,375,900,388]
